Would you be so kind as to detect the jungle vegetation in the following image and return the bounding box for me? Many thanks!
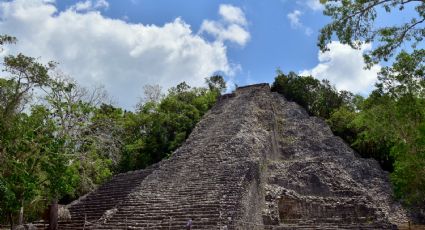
[0,35,226,228]
[273,0,424,214]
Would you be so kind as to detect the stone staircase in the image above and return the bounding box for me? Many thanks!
[60,165,158,229]
[42,84,272,229]
[37,83,409,229]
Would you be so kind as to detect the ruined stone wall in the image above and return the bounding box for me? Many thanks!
[56,83,408,229]
[262,92,408,228]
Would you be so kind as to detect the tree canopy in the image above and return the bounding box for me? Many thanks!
[319,0,424,66]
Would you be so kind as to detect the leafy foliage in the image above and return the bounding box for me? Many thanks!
[0,45,60,226]
[318,0,425,210]
[43,75,113,195]
[120,78,224,171]
[272,49,425,209]
[206,75,227,94]
[391,126,425,206]
[0,36,225,226]
[271,71,344,119]
[372,49,425,207]
[319,0,424,66]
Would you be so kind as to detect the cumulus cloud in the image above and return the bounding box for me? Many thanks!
[299,41,380,94]
[0,0,240,109]
[69,0,109,12]
[219,4,247,26]
[200,4,250,46]
[287,10,312,36]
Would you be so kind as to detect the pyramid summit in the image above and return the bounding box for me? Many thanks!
[50,84,408,229]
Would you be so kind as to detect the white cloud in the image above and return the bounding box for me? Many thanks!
[300,41,380,94]
[200,21,250,46]
[287,10,313,36]
[94,0,109,9]
[71,1,91,11]
[200,4,250,46]
[0,0,237,109]
[219,4,247,26]
[69,0,109,12]
[305,0,324,11]
[295,0,324,11]
[305,27,313,36]
[287,10,302,28]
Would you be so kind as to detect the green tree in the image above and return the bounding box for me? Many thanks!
[43,75,112,195]
[391,123,425,210]
[0,35,16,47]
[0,54,54,126]
[206,75,226,94]
[120,80,221,171]
[90,104,126,169]
[0,104,77,228]
[327,106,358,143]
[351,92,398,169]
[391,124,425,207]
[319,0,424,66]
[271,71,343,119]
[0,36,57,227]
[378,49,425,98]
[349,50,425,208]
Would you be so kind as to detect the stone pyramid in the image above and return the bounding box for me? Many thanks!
[53,84,408,229]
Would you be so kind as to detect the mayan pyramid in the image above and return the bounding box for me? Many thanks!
[49,84,408,229]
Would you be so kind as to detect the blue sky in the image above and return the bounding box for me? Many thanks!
[59,0,330,84]
[0,0,420,109]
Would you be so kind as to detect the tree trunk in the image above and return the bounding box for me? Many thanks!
[18,205,23,225]
[49,198,58,230]
[8,212,13,230]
